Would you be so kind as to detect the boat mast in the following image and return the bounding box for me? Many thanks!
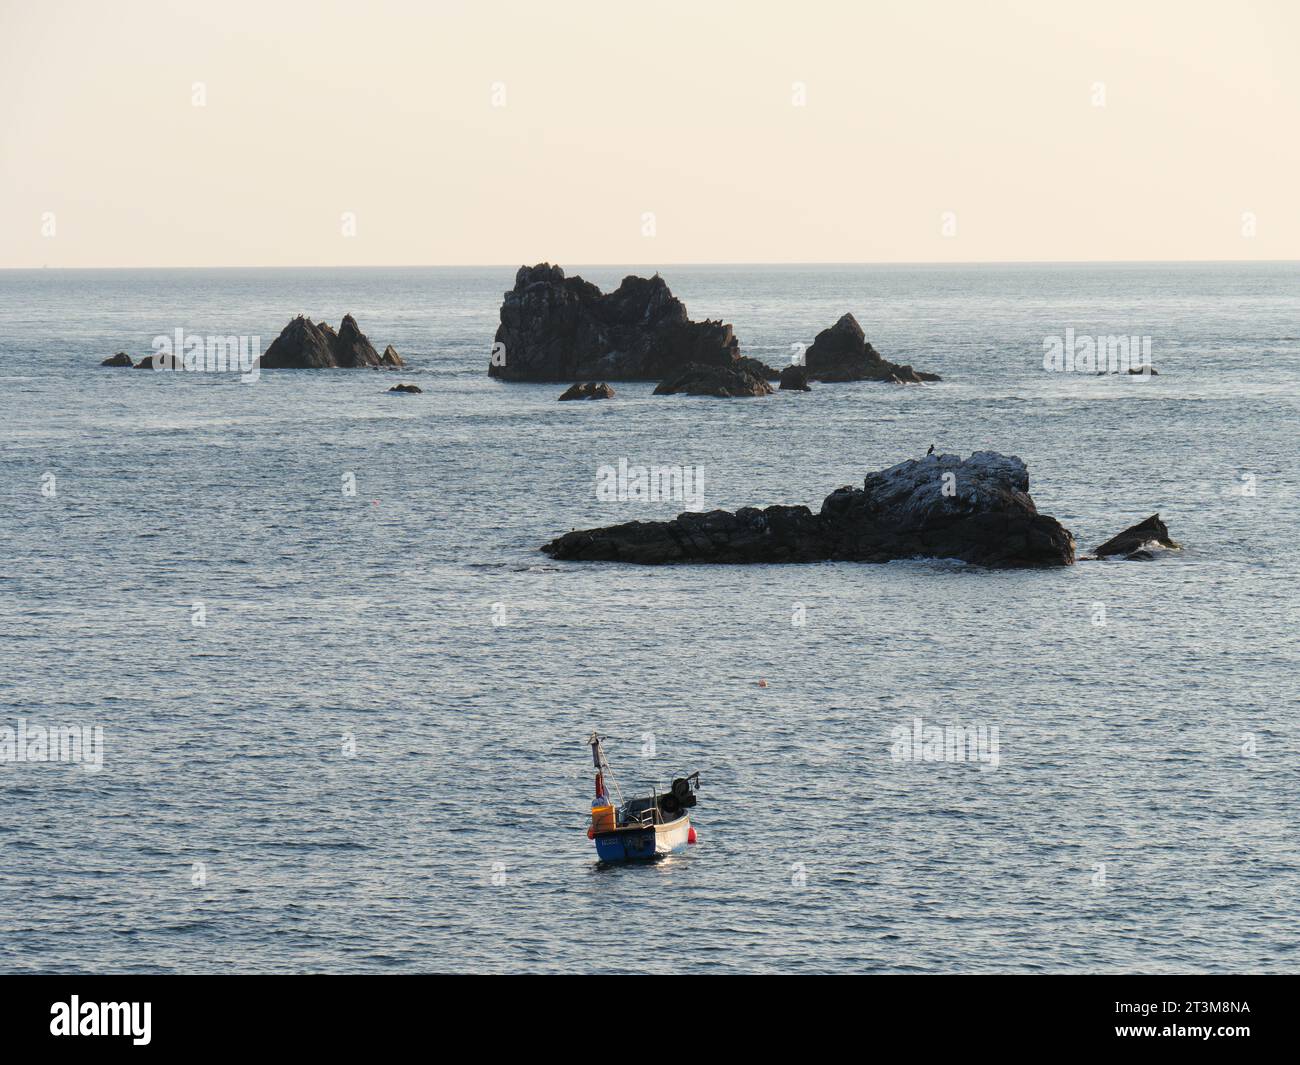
[588,732,624,807]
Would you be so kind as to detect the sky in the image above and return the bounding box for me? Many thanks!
[1,0,1297,267]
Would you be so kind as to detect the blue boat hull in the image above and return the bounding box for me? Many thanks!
[594,828,655,862]
[593,815,691,863]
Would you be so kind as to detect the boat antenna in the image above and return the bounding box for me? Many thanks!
[587,731,624,807]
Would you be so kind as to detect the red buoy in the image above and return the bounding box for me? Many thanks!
[687,827,697,844]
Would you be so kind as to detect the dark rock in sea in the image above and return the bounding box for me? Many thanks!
[101,352,134,367]
[134,355,155,369]
[381,345,404,367]
[1093,514,1180,559]
[388,383,422,394]
[262,316,336,368]
[261,314,391,368]
[779,365,811,391]
[804,313,941,383]
[558,382,615,401]
[653,363,774,398]
[1095,367,1159,376]
[736,357,781,381]
[331,314,382,367]
[543,451,1074,567]
[490,263,741,381]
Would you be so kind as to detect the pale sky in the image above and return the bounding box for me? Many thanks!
[1,0,1296,267]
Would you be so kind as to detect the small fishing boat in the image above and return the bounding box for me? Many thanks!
[586,732,700,862]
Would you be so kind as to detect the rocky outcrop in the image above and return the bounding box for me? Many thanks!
[101,352,134,367]
[330,316,382,367]
[1092,514,1180,559]
[653,363,774,398]
[779,365,811,391]
[804,313,940,383]
[737,357,781,381]
[490,264,741,381]
[558,382,615,401]
[543,451,1074,567]
[133,355,156,369]
[261,317,335,368]
[388,383,422,394]
[261,314,398,368]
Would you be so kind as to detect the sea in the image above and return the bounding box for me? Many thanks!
[1,262,1297,973]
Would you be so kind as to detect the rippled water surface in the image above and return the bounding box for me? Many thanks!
[1,263,1297,973]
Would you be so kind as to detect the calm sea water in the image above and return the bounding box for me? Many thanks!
[1,263,1297,974]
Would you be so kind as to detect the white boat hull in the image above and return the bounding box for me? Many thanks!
[654,814,691,854]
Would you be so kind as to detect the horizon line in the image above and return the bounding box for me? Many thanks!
[3,257,1299,273]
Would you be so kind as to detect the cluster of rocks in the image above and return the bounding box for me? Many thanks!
[100,351,176,370]
[262,314,403,368]
[101,315,403,371]
[542,451,1184,569]
[492,264,940,396]
[559,382,616,401]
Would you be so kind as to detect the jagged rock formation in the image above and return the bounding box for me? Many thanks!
[543,451,1074,567]
[261,314,402,368]
[737,357,781,381]
[101,352,134,367]
[804,313,940,383]
[653,363,774,398]
[490,264,741,381]
[558,382,616,401]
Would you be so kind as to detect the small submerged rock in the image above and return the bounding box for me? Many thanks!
[558,382,615,401]
[653,363,774,398]
[101,352,134,367]
[387,383,422,394]
[543,451,1075,567]
[1092,514,1180,559]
